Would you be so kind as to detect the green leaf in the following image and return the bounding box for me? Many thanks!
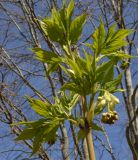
[91,123,103,132]
[68,59,83,77]
[96,60,115,84]
[61,82,82,94]
[31,120,59,154]
[51,7,66,32]
[90,22,133,55]
[104,74,122,92]
[107,51,135,59]
[83,50,93,72]
[94,105,105,115]
[42,19,65,44]
[32,131,43,154]
[47,63,59,74]
[91,21,105,55]
[16,119,46,127]
[113,88,125,92]
[67,0,74,21]
[27,97,52,118]
[78,129,86,141]
[59,8,68,33]
[16,119,60,155]
[15,128,36,140]
[68,94,79,110]
[105,24,116,43]
[32,47,61,64]
[69,13,87,44]
[102,28,133,54]
[43,124,58,142]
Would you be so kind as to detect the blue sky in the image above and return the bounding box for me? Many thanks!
[0,0,137,159]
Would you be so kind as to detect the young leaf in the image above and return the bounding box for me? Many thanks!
[15,128,36,141]
[91,21,105,55]
[107,51,135,59]
[78,129,86,141]
[96,60,115,84]
[91,123,103,132]
[32,131,43,154]
[105,24,116,43]
[102,28,133,54]
[47,63,59,74]
[32,47,61,64]
[103,74,122,92]
[61,82,82,94]
[94,104,105,115]
[67,0,74,21]
[68,94,79,110]
[90,22,133,55]
[27,97,52,118]
[42,19,65,45]
[16,119,46,127]
[68,59,83,77]
[69,13,87,44]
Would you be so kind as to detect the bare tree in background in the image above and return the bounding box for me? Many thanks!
[0,0,138,160]
[95,1,138,159]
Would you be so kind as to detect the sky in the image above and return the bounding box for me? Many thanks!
[0,0,138,160]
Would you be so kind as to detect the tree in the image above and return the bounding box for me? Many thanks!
[0,0,137,160]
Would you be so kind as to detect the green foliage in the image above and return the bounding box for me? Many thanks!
[90,22,133,55]
[40,0,86,46]
[15,118,59,154]
[16,92,79,154]
[96,60,115,84]
[32,47,61,73]
[14,0,133,154]
[91,123,103,132]
[67,0,74,22]
[27,92,79,120]
[103,74,122,92]
[78,129,86,141]
[60,51,96,95]
[69,13,87,44]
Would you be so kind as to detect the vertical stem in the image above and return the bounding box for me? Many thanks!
[86,130,96,160]
[60,124,70,160]
[81,95,95,160]
[82,138,89,160]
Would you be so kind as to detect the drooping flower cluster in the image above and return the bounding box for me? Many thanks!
[97,91,119,111]
[97,91,120,124]
[101,111,119,124]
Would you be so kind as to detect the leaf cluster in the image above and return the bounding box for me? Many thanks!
[14,0,133,155]
[40,0,86,46]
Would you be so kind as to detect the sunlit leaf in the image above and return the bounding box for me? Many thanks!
[27,97,52,118]
[67,0,74,21]
[103,74,122,92]
[69,13,87,44]
[32,47,61,63]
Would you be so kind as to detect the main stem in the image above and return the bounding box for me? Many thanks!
[86,129,96,160]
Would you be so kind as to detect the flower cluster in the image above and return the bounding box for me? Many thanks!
[101,111,119,124]
[97,91,120,111]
